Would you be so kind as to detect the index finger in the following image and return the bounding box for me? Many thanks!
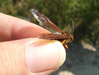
[0,13,50,41]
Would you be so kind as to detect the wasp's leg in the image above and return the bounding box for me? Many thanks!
[61,40,66,44]
[61,40,68,49]
[64,44,68,49]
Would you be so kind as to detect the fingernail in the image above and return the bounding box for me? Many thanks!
[25,39,66,73]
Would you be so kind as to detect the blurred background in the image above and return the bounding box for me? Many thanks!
[0,0,99,75]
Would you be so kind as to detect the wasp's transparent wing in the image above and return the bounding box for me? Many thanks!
[30,8,63,34]
[38,33,69,40]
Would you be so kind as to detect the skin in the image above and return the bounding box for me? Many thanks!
[0,13,66,75]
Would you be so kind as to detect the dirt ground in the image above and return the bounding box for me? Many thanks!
[51,41,99,75]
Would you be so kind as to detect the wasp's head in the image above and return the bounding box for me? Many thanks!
[68,34,73,42]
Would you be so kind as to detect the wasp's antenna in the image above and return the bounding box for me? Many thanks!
[71,20,74,34]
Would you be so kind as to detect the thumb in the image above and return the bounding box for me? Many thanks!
[0,38,66,75]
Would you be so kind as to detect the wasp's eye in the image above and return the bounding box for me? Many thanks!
[70,35,73,42]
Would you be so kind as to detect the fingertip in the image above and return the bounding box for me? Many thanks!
[53,41,66,67]
[25,39,66,73]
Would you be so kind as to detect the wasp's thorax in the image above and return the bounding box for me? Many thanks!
[65,32,73,43]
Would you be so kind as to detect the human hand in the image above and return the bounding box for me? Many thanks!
[0,13,66,75]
